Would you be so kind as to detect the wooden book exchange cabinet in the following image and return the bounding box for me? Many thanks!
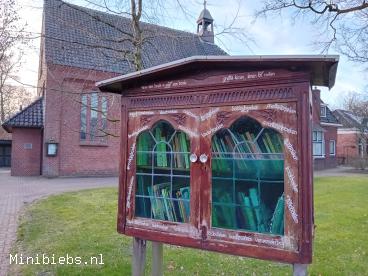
[98,56,339,272]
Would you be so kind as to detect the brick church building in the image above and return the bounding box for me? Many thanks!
[2,0,226,176]
[3,0,340,176]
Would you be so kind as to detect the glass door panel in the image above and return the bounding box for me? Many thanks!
[135,120,191,223]
[211,116,285,235]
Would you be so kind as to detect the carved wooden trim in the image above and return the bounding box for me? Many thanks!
[252,109,277,122]
[169,113,187,125]
[129,87,294,109]
[140,115,153,127]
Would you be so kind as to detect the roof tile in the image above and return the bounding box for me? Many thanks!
[44,0,227,74]
[2,98,44,132]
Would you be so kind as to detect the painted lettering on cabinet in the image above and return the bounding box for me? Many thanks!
[200,108,219,121]
[127,142,136,171]
[129,111,155,118]
[285,166,298,193]
[286,195,298,224]
[128,126,149,138]
[141,80,187,90]
[183,110,200,120]
[266,103,296,114]
[126,176,135,210]
[201,124,224,137]
[178,125,199,138]
[222,71,276,83]
[284,139,298,161]
[232,104,259,113]
[208,230,283,247]
[263,122,297,135]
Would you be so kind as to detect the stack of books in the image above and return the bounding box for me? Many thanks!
[213,187,284,235]
[145,183,190,223]
[136,130,190,169]
[212,129,283,178]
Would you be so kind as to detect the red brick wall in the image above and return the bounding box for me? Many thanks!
[11,128,42,176]
[336,132,360,164]
[42,64,121,176]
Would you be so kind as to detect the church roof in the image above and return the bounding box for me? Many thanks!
[2,98,44,133]
[197,8,214,23]
[43,0,226,74]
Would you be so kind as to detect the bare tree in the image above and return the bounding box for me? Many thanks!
[343,92,368,118]
[255,1,368,63]
[0,0,29,123]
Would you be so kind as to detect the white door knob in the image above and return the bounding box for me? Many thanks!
[190,153,198,163]
[199,154,208,164]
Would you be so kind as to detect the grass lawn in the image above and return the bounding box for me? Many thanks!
[10,176,368,275]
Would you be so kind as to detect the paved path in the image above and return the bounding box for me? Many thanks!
[0,168,118,276]
[314,166,368,177]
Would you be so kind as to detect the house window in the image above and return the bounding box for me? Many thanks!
[80,93,108,142]
[329,140,336,156]
[313,131,325,157]
[320,106,326,117]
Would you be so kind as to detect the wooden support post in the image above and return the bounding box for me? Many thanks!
[293,264,308,276]
[152,242,163,276]
[132,238,147,276]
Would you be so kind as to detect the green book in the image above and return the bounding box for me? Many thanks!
[154,128,162,167]
[142,132,150,165]
[270,194,285,235]
[147,186,157,219]
[265,132,276,153]
[243,196,257,231]
[249,188,266,232]
[180,132,190,168]
[215,138,228,171]
[180,187,190,219]
[161,188,174,221]
[137,177,148,217]
[153,183,170,220]
[219,194,236,229]
[176,191,185,222]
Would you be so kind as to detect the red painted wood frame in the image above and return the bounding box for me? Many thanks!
[117,69,314,264]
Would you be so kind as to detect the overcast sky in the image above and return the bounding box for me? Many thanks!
[17,0,367,109]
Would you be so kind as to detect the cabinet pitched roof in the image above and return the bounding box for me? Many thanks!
[43,0,227,74]
[2,98,44,133]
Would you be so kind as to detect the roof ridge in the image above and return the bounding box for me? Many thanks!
[51,0,202,38]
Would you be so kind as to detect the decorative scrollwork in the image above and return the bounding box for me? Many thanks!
[140,115,153,126]
[217,111,232,124]
[169,113,187,125]
[252,109,277,122]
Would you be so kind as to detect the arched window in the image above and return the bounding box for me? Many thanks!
[135,121,191,223]
[211,116,285,235]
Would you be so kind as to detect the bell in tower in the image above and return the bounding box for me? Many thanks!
[197,1,214,43]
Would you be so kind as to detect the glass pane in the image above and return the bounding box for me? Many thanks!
[80,95,87,140]
[90,93,98,140]
[135,120,191,223]
[101,96,108,133]
[170,131,190,175]
[211,116,285,235]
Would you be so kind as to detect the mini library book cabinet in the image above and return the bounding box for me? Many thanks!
[98,56,339,265]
